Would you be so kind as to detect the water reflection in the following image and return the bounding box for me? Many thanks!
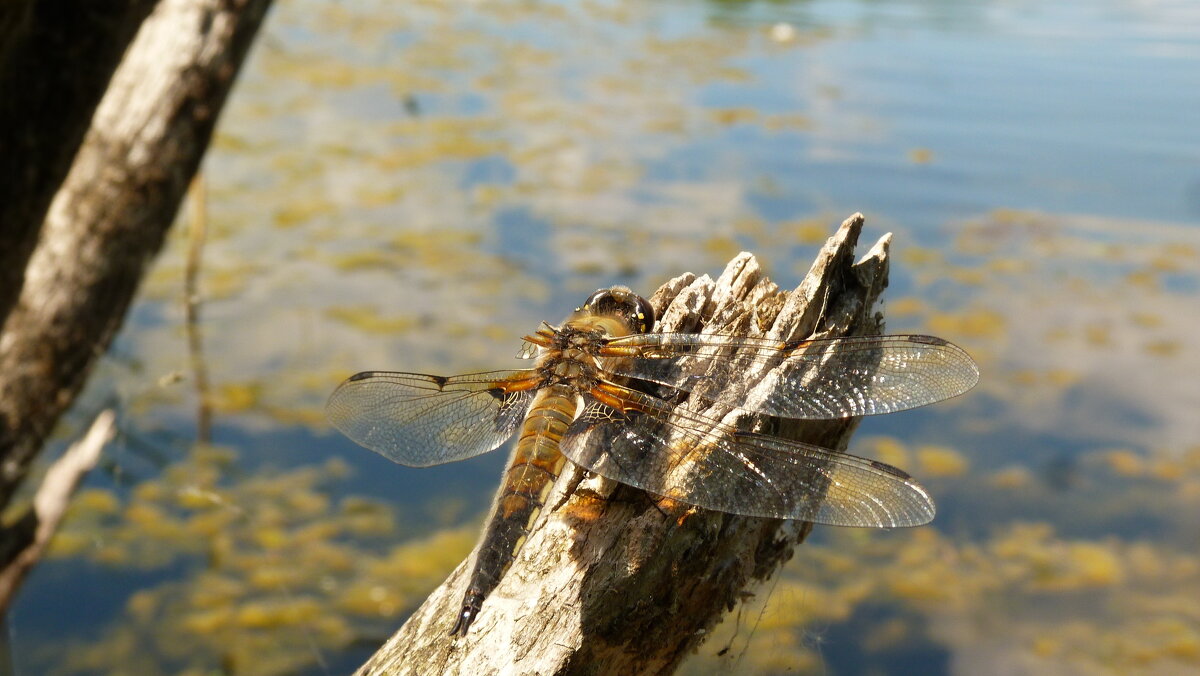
[13,0,1200,674]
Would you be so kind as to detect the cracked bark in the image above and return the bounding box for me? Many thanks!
[357,213,892,676]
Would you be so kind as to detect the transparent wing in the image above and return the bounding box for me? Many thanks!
[600,333,978,419]
[562,382,934,527]
[326,370,539,467]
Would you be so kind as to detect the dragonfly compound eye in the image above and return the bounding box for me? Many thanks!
[634,294,655,334]
[582,287,654,334]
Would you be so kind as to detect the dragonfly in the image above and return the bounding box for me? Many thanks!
[326,286,978,636]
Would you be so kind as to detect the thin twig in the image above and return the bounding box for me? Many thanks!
[0,410,116,613]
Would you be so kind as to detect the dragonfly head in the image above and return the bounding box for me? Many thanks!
[577,286,656,335]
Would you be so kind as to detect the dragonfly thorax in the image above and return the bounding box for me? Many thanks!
[535,330,606,385]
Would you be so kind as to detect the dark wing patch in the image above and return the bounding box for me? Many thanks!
[326,369,540,467]
[561,382,935,527]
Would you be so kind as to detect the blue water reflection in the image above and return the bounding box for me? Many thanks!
[12,0,1200,674]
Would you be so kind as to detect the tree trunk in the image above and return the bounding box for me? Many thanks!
[358,214,892,675]
[0,0,159,321]
[0,0,273,591]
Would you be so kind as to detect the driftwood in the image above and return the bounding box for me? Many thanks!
[0,0,272,602]
[357,213,892,675]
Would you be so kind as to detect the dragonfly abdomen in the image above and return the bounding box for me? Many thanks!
[450,385,576,636]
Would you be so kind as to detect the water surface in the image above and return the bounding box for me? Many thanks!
[12,1,1199,674]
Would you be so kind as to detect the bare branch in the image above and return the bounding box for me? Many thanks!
[0,410,116,613]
